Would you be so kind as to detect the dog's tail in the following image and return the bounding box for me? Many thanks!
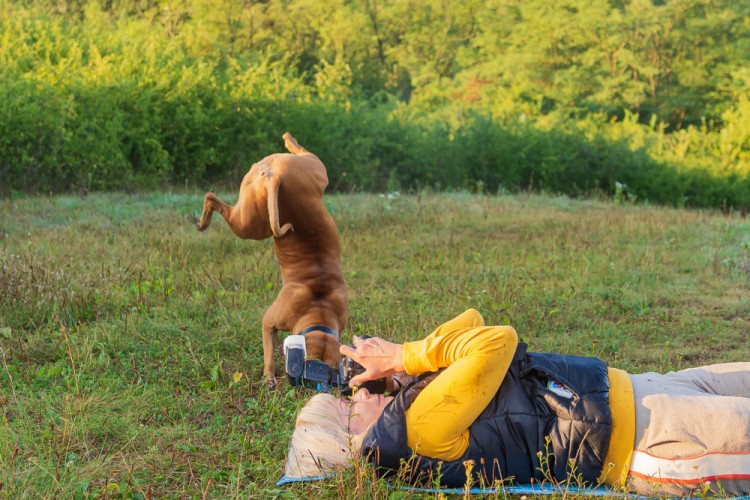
[266,174,293,238]
[282,132,308,155]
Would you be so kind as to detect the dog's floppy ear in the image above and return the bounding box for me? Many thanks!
[265,172,293,238]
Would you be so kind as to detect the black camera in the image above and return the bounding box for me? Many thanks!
[284,335,386,396]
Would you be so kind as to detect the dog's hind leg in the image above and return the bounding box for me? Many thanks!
[282,132,309,155]
[196,192,232,231]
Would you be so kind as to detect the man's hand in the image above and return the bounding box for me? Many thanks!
[339,336,405,388]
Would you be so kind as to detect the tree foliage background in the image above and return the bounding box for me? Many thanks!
[2,0,750,209]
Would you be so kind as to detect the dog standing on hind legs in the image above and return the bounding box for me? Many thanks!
[196,132,347,389]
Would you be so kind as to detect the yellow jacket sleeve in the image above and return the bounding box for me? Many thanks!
[401,309,518,460]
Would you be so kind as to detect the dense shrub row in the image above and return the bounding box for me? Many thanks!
[3,74,749,211]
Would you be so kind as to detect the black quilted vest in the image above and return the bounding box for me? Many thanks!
[361,344,612,487]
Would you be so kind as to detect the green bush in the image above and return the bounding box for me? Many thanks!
[1,3,748,211]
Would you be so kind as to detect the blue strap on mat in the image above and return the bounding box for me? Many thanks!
[387,483,637,497]
[387,484,750,499]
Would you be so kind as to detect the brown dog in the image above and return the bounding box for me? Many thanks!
[196,133,347,389]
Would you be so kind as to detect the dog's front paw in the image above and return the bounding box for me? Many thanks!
[264,375,278,391]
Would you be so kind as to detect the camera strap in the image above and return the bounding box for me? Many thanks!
[297,325,340,339]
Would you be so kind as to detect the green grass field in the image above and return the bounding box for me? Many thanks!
[1,192,748,498]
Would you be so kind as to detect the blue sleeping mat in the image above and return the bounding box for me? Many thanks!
[278,474,750,498]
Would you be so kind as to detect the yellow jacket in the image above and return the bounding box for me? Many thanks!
[401,309,634,485]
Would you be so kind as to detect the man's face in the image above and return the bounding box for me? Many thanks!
[338,388,393,434]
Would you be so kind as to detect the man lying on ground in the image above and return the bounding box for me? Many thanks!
[283,309,750,497]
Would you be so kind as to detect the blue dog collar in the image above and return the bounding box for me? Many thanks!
[297,325,339,339]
